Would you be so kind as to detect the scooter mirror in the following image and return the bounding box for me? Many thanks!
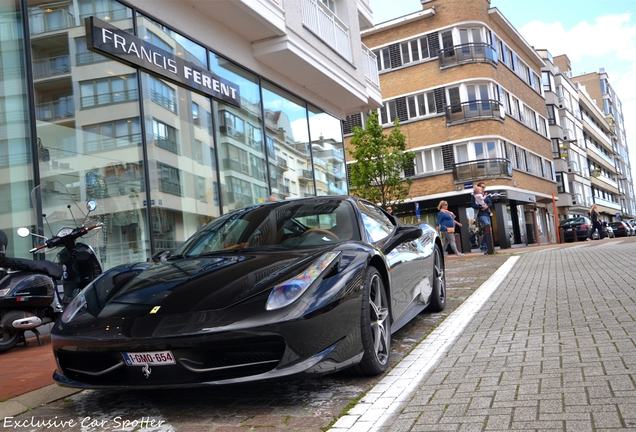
[17,227,31,238]
[86,200,97,212]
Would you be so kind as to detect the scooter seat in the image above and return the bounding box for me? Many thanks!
[1,256,63,280]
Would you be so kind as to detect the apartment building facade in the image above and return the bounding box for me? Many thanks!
[572,69,636,219]
[0,0,381,269]
[346,0,558,252]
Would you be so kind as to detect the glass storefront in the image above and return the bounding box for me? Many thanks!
[1,0,347,270]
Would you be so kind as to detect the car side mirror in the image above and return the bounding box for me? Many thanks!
[381,225,422,255]
[151,250,171,262]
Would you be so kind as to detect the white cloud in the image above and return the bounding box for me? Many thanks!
[519,14,636,175]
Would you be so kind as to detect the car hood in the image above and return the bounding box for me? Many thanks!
[105,248,330,314]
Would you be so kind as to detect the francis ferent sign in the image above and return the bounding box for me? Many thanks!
[85,16,241,108]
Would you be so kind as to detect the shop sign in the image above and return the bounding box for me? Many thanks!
[86,17,241,108]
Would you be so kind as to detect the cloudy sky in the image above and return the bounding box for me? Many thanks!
[369,0,636,169]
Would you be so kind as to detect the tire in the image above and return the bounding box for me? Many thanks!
[351,267,391,376]
[427,245,446,313]
[0,328,24,354]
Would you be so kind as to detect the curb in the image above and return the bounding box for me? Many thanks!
[0,385,81,419]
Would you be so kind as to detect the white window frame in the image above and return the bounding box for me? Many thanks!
[415,147,444,174]
[406,90,436,119]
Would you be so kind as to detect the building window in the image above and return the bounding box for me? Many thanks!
[158,162,182,196]
[415,147,443,174]
[379,100,397,124]
[83,118,141,152]
[374,47,391,71]
[406,91,436,119]
[148,76,177,113]
[219,110,246,141]
[80,74,137,108]
[152,119,179,154]
[400,37,429,65]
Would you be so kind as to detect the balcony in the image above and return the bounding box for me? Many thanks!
[438,43,498,69]
[29,10,74,35]
[453,158,513,183]
[301,0,352,62]
[154,136,179,154]
[33,55,70,79]
[35,97,74,121]
[361,43,379,87]
[159,179,182,197]
[223,158,250,174]
[298,169,313,182]
[277,156,289,171]
[446,100,503,125]
[178,0,285,44]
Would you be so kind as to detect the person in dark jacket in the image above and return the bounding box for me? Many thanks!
[587,203,604,240]
[471,181,493,252]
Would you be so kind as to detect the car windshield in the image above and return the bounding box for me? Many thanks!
[173,199,360,257]
[610,222,623,228]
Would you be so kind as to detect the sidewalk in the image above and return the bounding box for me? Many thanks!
[335,237,636,431]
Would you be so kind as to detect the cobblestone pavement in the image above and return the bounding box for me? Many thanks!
[5,238,632,431]
[368,238,636,431]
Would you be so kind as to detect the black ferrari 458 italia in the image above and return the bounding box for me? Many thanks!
[51,196,446,389]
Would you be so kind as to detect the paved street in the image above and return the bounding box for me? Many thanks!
[2,238,636,431]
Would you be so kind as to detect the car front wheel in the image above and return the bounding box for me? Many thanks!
[351,267,391,376]
[427,245,446,312]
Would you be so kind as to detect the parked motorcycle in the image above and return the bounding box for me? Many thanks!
[0,181,103,353]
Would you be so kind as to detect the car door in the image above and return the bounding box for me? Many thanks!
[356,200,425,324]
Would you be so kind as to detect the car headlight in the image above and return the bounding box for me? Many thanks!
[61,291,87,323]
[266,251,341,311]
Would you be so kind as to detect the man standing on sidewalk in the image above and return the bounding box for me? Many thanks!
[471,181,493,253]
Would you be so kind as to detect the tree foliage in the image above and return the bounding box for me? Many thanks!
[347,111,415,209]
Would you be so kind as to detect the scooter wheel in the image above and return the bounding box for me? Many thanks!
[0,328,23,353]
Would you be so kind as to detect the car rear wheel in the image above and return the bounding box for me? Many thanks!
[351,267,391,376]
[427,245,446,312]
[0,328,23,353]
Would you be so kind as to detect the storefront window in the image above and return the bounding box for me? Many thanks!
[27,0,148,269]
[308,105,347,196]
[210,53,268,209]
[262,82,311,199]
[0,1,34,257]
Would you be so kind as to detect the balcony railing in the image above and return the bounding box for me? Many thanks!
[362,43,379,86]
[36,97,74,121]
[33,55,70,79]
[438,43,498,69]
[154,136,179,154]
[453,158,512,182]
[29,10,74,34]
[301,0,352,62]
[277,156,288,170]
[446,100,503,125]
[81,89,138,108]
[223,158,250,174]
[298,169,313,180]
[159,179,182,196]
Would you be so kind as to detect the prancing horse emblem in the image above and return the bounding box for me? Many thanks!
[141,363,151,378]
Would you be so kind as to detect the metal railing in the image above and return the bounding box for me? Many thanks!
[453,158,513,182]
[159,179,182,196]
[446,100,502,124]
[33,55,70,79]
[301,0,352,62]
[154,136,179,154]
[361,43,379,86]
[438,43,498,68]
[81,89,138,108]
[35,97,74,121]
[29,10,74,34]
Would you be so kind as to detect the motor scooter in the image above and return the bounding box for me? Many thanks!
[0,181,103,353]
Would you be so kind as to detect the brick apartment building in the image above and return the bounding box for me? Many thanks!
[345,0,559,253]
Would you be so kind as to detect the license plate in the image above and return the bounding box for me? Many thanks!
[122,351,176,366]
[565,228,572,232]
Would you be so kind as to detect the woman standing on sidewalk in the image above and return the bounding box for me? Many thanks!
[436,200,463,257]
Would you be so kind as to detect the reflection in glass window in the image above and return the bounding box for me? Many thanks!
[358,200,394,242]
[148,76,177,113]
[142,71,220,249]
[137,13,206,65]
[211,53,267,210]
[80,74,138,108]
[262,82,311,200]
[308,104,346,196]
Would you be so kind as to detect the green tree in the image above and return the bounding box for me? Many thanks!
[347,111,415,209]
